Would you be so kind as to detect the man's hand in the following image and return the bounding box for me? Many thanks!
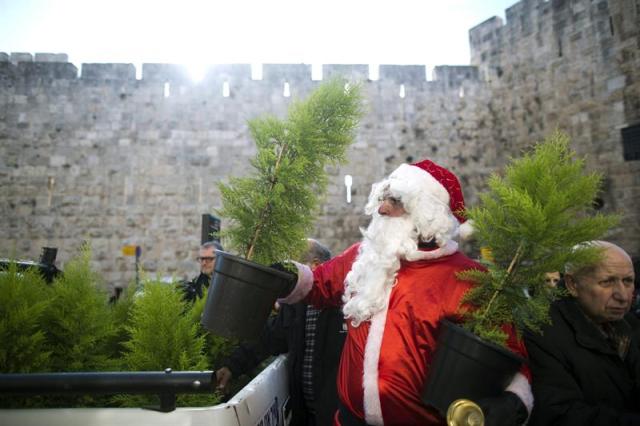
[477,391,528,426]
[270,262,298,297]
[215,367,233,393]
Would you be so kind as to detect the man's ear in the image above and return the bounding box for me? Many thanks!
[310,258,321,270]
[564,274,579,297]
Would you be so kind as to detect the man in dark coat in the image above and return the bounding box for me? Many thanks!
[216,239,347,426]
[181,241,223,302]
[525,240,640,425]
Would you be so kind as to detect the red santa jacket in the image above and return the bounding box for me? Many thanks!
[284,242,531,425]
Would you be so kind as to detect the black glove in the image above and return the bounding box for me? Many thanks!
[269,261,298,297]
[477,391,528,426]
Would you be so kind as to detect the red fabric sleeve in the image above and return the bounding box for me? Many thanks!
[305,243,361,309]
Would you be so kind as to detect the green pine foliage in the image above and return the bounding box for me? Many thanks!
[459,132,619,347]
[1,251,231,408]
[0,263,51,373]
[218,77,363,264]
[42,243,117,372]
[115,280,219,407]
[104,283,137,364]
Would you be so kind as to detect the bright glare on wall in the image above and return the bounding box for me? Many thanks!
[187,63,207,83]
[223,81,230,97]
[251,63,263,80]
[312,64,323,81]
[164,82,170,98]
[399,84,406,98]
[369,64,379,81]
[283,82,291,97]
[344,175,353,203]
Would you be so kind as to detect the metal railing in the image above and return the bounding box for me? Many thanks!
[0,369,216,412]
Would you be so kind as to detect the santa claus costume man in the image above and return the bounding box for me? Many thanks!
[280,159,532,425]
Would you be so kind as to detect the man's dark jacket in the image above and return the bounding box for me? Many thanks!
[524,297,640,425]
[224,303,346,426]
[180,272,210,302]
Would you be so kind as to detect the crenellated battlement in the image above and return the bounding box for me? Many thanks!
[0,52,475,88]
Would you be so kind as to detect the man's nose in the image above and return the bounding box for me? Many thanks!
[378,200,392,216]
[612,282,631,302]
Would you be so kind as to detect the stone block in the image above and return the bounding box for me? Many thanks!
[262,63,312,83]
[379,65,426,84]
[607,75,626,93]
[34,53,69,63]
[10,52,33,63]
[323,64,370,81]
[141,63,190,83]
[203,64,252,84]
[16,62,78,80]
[81,63,136,81]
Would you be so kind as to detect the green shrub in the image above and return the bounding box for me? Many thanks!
[42,244,116,372]
[0,250,231,408]
[0,263,51,373]
[114,280,220,407]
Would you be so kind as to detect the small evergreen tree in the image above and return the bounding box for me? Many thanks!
[459,132,619,346]
[0,263,51,373]
[104,283,137,364]
[42,243,116,372]
[116,280,219,407]
[218,77,363,264]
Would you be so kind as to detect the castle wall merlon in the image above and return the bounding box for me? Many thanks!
[262,63,312,83]
[0,52,10,62]
[81,63,136,81]
[141,64,190,83]
[504,0,537,38]
[203,64,252,83]
[323,64,369,81]
[379,65,426,84]
[34,53,69,63]
[17,62,78,80]
[469,16,504,43]
[10,52,33,63]
[433,65,480,88]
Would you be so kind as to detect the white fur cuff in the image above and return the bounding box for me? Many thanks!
[506,372,533,414]
[277,261,313,304]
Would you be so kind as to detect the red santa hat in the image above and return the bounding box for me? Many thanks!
[373,159,474,241]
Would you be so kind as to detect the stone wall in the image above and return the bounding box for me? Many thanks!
[1,0,638,288]
[470,0,639,257]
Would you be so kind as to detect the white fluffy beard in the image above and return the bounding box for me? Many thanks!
[342,213,420,326]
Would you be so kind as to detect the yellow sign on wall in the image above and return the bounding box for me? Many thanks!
[122,245,139,256]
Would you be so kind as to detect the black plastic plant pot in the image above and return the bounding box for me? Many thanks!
[200,250,295,341]
[421,319,524,417]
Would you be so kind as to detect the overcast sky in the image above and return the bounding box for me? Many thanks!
[1,0,516,72]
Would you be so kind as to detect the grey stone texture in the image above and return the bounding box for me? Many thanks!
[1,0,638,289]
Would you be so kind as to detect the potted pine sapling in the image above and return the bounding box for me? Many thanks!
[201,77,363,340]
[421,132,619,420]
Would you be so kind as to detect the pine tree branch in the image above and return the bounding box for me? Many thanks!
[477,241,524,325]
[245,139,288,260]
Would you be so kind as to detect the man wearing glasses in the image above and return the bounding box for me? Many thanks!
[181,241,224,302]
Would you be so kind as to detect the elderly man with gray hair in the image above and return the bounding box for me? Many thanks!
[525,241,640,425]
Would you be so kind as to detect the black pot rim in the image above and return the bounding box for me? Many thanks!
[214,250,296,281]
[441,318,527,365]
